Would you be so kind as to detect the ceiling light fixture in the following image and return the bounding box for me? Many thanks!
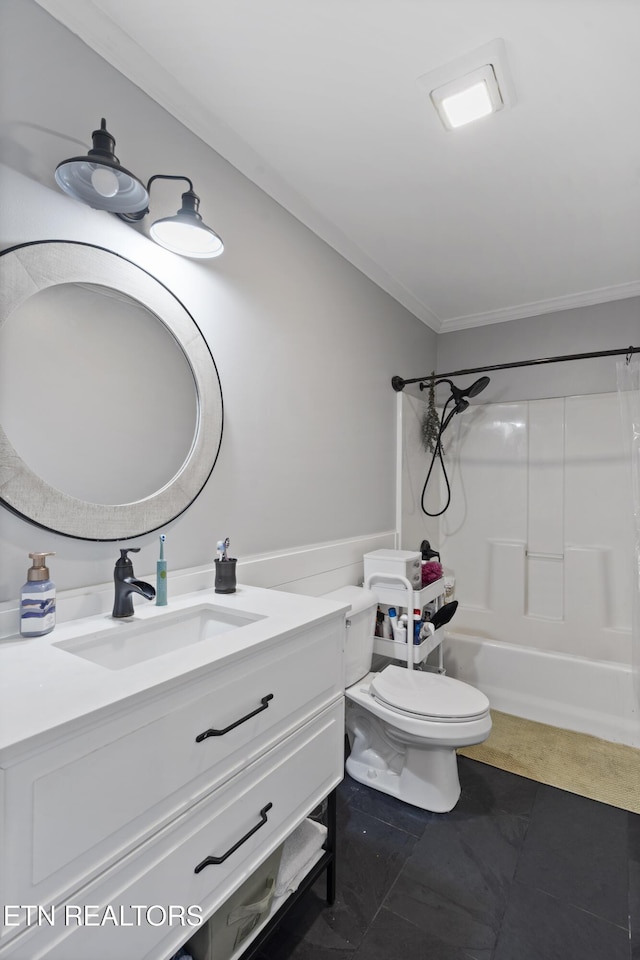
[418,38,515,133]
[55,119,224,259]
[430,65,503,130]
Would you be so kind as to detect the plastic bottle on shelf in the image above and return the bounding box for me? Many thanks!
[442,568,456,603]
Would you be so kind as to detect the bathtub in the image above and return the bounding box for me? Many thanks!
[443,631,640,749]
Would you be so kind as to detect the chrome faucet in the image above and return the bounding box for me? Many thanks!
[112,548,156,618]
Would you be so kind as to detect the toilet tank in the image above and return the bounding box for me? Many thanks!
[322,586,377,686]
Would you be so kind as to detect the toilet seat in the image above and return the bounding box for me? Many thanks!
[370,666,490,723]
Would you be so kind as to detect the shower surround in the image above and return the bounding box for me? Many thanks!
[401,391,638,747]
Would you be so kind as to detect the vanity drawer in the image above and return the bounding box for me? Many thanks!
[2,701,344,960]
[0,615,344,923]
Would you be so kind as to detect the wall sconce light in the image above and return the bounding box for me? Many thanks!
[55,119,224,259]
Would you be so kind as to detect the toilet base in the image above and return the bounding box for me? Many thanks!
[344,672,491,813]
[345,740,461,813]
[345,699,466,812]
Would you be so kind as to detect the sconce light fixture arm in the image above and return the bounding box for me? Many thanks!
[119,174,195,222]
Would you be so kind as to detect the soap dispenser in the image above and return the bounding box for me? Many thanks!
[20,552,56,638]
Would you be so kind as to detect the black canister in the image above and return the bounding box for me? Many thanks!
[215,558,237,594]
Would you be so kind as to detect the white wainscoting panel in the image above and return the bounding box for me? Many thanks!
[0,533,394,639]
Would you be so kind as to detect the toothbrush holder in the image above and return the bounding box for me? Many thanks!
[215,558,237,594]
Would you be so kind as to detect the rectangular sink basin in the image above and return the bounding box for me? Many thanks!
[53,605,264,671]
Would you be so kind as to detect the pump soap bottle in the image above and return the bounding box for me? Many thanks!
[20,552,56,638]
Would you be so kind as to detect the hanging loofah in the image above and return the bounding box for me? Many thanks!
[421,372,441,454]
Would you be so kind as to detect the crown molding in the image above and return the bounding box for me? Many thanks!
[439,281,640,332]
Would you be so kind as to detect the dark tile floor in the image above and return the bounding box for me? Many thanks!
[257,758,640,960]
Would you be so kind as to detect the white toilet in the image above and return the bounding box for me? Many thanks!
[324,585,491,813]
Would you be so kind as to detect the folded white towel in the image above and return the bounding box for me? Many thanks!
[275,818,327,897]
[279,849,325,898]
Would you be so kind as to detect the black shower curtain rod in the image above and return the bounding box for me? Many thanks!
[391,345,640,392]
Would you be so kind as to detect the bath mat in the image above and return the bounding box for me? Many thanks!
[458,710,640,814]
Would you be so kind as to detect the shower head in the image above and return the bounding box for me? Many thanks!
[437,375,491,433]
[436,375,491,412]
[466,375,491,398]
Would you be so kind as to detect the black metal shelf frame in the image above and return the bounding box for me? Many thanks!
[238,788,337,960]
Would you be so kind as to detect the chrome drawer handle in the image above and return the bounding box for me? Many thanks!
[194,803,273,873]
[195,694,274,742]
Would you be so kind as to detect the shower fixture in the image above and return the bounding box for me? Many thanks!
[420,375,491,517]
[424,376,491,429]
[391,345,639,517]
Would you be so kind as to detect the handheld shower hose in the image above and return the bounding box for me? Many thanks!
[420,376,490,516]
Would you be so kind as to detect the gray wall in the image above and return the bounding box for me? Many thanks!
[436,298,639,404]
[0,0,437,602]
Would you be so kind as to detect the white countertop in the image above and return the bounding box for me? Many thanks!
[0,584,349,757]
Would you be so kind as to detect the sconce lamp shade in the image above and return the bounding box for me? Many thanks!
[54,119,149,215]
[150,189,224,259]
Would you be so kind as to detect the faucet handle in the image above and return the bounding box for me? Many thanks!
[119,547,140,560]
[116,547,140,569]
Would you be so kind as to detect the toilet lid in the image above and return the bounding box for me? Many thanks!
[371,666,490,721]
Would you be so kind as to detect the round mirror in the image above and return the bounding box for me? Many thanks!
[0,241,223,540]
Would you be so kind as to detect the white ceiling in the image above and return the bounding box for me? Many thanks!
[35,0,640,332]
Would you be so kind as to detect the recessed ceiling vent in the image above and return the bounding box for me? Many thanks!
[419,38,516,131]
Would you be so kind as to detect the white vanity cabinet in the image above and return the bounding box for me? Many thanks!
[0,587,347,960]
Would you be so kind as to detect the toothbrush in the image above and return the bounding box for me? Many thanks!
[156,534,168,606]
[216,538,230,561]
